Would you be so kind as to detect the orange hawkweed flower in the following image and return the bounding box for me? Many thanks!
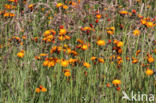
[96,40,105,46]
[96,14,102,19]
[17,51,24,58]
[59,29,67,35]
[119,10,128,15]
[133,29,140,36]
[146,22,154,28]
[145,68,154,76]
[117,41,123,47]
[107,30,114,35]
[77,39,84,44]
[98,58,104,63]
[61,60,69,67]
[83,62,91,68]
[64,71,71,77]
[81,44,88,50]
[140,19,147,25]
[112,79,121,86]
[56,3,63,8]
[35,88,40,93]
[147,56,154,63]
[36,85,47,93]
[63,5,68,9]
[91,56,96,60]
[136,50,141,56]
[82,27,92,31]
[132,57,138,64]
[41,87,47,92]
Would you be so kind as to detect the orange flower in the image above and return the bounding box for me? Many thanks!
[64,72,71,77]
[61,60,69,67]
[56,3,63,8]
[106,83,110,87]
[140,19,146,25]
[136,50,141,56]
[83,62,91,68]
[35,88,40,93]
[58,36,65,41]
[112,79,121,86]
[41,87,47,92]
[82,27,92,31]
[119,10,128,15]
[59,29,67,35]
[36,85,47,93]
[107,30,114,35]
[81,44,88,50]
[63,5,68,9]
[40,53,48,57]
[117,41,123,47]
[148,57,154,63]
[48,61,55,67]
[91,56,96,60]
[96,14,102,19]
[146,22,153,28]
[96,40,105,46]
[77,39,84,44]
[17,51,24,58]
[98,58,104,63]
[43,60,49,66]
[132,57,138,64]
[133,29,140,36]
[145,69,154,76]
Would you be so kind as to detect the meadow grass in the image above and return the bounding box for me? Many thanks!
[0,0,156,103]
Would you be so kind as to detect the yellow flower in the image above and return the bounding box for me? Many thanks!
[112,79,121,86]
[56,3,63,8]
[59,29,67,35]
[145,69,154,76]
[117,41,123,47]
[17,52,24,58]
[133,29,140,36]
[83,62,91,68]
[96,40,105,46]
[61,60,69,67]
